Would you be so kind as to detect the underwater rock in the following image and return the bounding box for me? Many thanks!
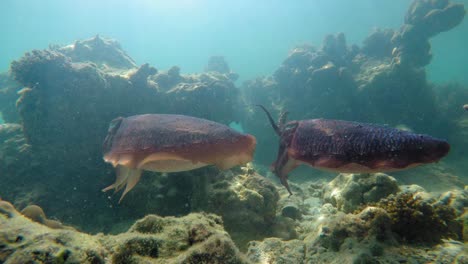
[247,198,468,263]
[0,72,22,123]
[5,37,242,232]
[21,205,74,230]
[323,173,400,213]
[0,124,30,168]
[10,49,72,87]
[405,0,465,37]
[375,192,462,243]
[435,189,468,215]
[247,238,305,263]
[0,124,37,205]
[243,0,465,170]
[191,169,280,249]
[246,206,396,263]
[58,35,137,70]
[152,65,183,91]
[361,28,395,58]
[399,184,427,194]
[128,63,158,88]
[112,213,248,263]
[0,200,248,264]
[392,0,466,68]
[164,71,241,123]
[205,56,231,74]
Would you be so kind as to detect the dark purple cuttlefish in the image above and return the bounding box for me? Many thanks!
[258,106,450,195]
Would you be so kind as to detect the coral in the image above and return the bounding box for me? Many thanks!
[322,173,400,213]
[0,200,248,264]
[375,192,462,243]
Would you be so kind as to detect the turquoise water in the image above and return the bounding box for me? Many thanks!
[4,0,466,83]
[2,0,467,83]
[1,1,467,261]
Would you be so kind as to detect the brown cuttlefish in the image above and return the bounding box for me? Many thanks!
[258,106,450,195]
[102,114,256,202]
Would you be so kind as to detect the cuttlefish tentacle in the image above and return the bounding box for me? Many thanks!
[258,105,298,195]
[274,146,296,195]
[118,169,142,203]
[102,165,142,203]
[256,105,280,135]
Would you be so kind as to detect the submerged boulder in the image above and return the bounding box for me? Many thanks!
[192,168,280,249]
[322,173,400,213]
[0,200,248,264]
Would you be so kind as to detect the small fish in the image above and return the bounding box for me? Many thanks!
[258,105,450,195]
[102,114,256,202]
[463,104,468,111]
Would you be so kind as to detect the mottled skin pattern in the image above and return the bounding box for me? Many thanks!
[102,114,256,202]
[291,119,449,169]
[258,106,450,195]
[103,114,255,168]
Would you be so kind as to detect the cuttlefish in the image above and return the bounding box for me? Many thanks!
[102,114,256,202]
[258,106,450,195]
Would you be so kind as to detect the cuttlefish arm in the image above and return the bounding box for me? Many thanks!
[258,105,299,195]
[272,147,298,196]
[102,165,142,203]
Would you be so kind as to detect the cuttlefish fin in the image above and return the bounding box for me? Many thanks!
[102,165,142,203]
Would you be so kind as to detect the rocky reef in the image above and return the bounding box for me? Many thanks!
[0,0,467,262]
[0,200,248,263]
[246,175,468,263]
[243,0,467,168]
[322,173,400,213]
[1,34,244,233]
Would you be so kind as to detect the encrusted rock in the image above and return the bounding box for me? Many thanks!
[192,170,280,248]
[1,200,248,264]
[58,35,137,69]
[322,173,400,213]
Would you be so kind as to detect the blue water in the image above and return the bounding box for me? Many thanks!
[4,0,466,83]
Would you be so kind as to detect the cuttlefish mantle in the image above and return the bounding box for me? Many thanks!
[257,105,450,195]
[102,114,256,202]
